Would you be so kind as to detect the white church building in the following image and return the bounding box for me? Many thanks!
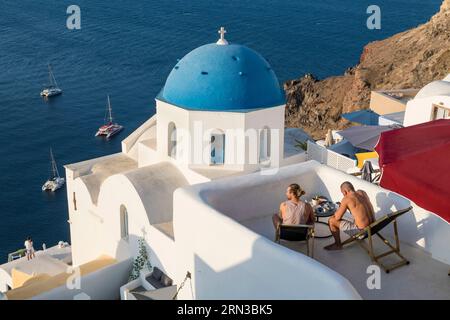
[65,28,311,268]
[1,29,449,300]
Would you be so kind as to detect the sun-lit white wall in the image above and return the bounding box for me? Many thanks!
[67,177,105,266]
[155,100,286,171]
[0,269,11,293]
[156,100,190,164]
[95,173,178,277]
[244,105,285,170]
[404,96,450,126]
[67,164,179,278]
[121,115,157,160]
[187,107,246,170]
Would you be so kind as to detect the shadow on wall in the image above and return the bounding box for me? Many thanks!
[114,236,133,262]
[300,172,333,200]
[374,192,426,248]
[202,170,327,222]
[29,258,133,300]
[183,239,358,300]
[114,233,170,281]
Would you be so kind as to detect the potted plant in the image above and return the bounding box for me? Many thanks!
[129,238,152,282]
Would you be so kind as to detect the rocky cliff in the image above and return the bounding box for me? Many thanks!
[284,0,450,139]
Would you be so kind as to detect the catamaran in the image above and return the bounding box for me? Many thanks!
[40,64,62,97]
[95,95,123,139]
[42,148,65,192]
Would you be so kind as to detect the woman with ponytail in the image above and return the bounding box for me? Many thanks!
[272,183,314,230]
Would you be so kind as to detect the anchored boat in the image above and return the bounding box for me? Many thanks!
[42,148,65,192]
[40,64,62,97]
[95,95,123,139]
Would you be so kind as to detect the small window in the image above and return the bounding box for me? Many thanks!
[259,127,271,163]
[73,192,77,211]
[210,132,225,165]
[120,205,129,240]
[432,104,450,120]
[168,122,177,159]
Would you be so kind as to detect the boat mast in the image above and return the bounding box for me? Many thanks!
[50,148,60,178]
[48,64,59,89]
[107,95,113,123]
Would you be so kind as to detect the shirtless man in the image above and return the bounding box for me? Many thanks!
[324,181,375,250]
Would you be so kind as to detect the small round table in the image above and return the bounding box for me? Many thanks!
[312,206,336,239]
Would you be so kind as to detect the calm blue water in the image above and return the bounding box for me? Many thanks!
[0,0,441,260]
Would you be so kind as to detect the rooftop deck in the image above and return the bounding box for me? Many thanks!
[241,214,450,300]
[180,160,450,299]
[0,244,71,275]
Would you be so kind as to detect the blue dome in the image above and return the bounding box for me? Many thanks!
[159,43,285,111]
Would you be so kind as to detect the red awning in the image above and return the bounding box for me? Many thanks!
[375,119,450,223]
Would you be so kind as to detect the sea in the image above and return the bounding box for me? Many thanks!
[0,0,442,261]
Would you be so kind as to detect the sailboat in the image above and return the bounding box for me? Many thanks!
[40,64,62,97]
[95,95,124,139]
[42,148,65,192]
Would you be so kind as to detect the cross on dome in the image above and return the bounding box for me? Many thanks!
[216,27,229,45]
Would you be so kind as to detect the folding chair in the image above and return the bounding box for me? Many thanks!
[275,224,315,258]
[341,206,412,273]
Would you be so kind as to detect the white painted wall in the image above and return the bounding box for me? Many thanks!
[67,179,105,266]
[244,105,285,171]
[307,141,357,173]
[137,139,158,167]
[0,269,11,293]
[155,100,286,171]
[121,115,157,160]
[404,95,450,126]
[68,165,179,278]
[156,100,190,163]
[280,152,307,167]
[188,108,246,170]
[31,258,133,300]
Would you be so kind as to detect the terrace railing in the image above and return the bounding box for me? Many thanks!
[306,141,357,173]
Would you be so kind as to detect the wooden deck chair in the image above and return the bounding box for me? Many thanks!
[341,206,413,273]
[275,224,315,258]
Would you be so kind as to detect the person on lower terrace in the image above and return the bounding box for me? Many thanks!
[24,237,35,260]
[324,181,375,250]
[272,183,314,230]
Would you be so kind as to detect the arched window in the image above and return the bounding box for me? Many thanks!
[120,205,129,240]
[210,131,225,165]
[168,122,177,159]
[259,127,271,162]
